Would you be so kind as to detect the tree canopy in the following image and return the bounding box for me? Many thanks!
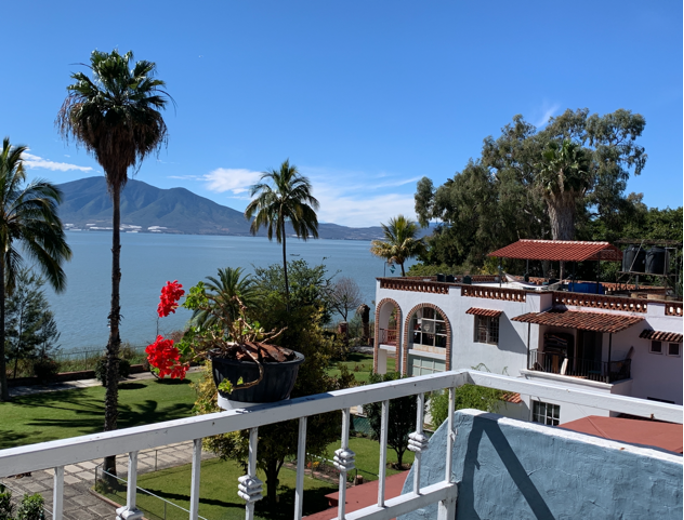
[370,215,425,276]
[414,108,658,271]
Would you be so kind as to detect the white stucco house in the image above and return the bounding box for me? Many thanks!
[373,240,683,425]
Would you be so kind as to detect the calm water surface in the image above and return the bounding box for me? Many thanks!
[45,231,402,351]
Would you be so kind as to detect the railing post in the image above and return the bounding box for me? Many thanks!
[333,409,356,520]
[116,451,143,520]
[408,393,429,494]
[377,400,389,507]
[438,387,457,520]
[238,427,263,520]
[189,439,202,520]
[52,466,64,520]
[294,417,308,520]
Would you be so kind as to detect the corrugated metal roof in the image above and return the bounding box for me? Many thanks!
[488,239,623,262]
[639,329,683,343]
[511,310,643,333]
[465,307,503,318]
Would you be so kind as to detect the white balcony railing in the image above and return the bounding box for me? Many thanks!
[1,370,682,520]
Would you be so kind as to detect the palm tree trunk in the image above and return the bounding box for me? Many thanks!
[282,220,289,309]
[0,263,7,401]
[103,185,122,477]
[400,262,406,277]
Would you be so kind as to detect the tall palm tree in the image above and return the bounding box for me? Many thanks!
[0,138,72,401]
[371,215,425,276]
[57,50,169,474]
[244,160,319,304]
[537,139,594,241]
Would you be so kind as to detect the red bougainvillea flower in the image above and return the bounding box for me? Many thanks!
[157,280,185,318]
[146,335,189,379]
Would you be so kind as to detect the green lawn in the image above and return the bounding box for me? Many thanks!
[321,436,413,481]
[0,353,387,450]
[327,352,395,384]
[102,457,337,520]
[0,375,201,449]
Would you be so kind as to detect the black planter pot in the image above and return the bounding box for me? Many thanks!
[211,351,305,404]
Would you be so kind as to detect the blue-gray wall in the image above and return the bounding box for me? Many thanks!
[401,410,683,520]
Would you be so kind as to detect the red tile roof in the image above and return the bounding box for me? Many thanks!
[304,471,409,520]
[640,329,683,343]
[561,416,683,454]
[511,310,643,333]
[465,307,503,318]
[488,240,622,262]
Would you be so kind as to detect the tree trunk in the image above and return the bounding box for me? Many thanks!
[546,197,576,241]
[103,186,122,477]
[0,263,8,401]
[400,262,406,277]
[396,448,404,469]
[359,304,370,345]
[265,458,280,505]
[281,220,289,309]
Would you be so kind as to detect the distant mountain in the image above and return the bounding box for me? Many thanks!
[56,177,390,240]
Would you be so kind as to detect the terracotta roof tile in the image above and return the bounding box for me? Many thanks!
[488,239,622,262]
[465,307,503,318]
[502,392,522,404]
[639,329,683,343]
[511,310,643,333]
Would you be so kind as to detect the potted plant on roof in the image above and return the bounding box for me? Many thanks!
[146,276,305,409]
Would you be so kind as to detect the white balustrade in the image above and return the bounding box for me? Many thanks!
[1,369,681,520]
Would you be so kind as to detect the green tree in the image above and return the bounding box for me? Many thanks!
[366,372,420,469]
[371,215,425,276]
[194,261,354,505]
[57,49,170,474]
[0,138,71,401]
[415,109,648,270]
[190,267,258,329]
[5,269,60,379]
[428,384,505,429]
[245,160,319,307]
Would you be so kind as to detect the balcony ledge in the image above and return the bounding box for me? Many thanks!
[521,369,632,389]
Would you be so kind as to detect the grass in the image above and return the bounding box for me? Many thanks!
[320,436,414,481]
[101,457,338,520]
[327,352,395,384]
[1,353,388,450]
[0,374,201,449]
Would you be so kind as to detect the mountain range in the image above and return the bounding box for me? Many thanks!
[56,177,390,240]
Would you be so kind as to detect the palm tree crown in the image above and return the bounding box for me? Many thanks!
[0,138,72,400]
[371,215,425,276]
[56,49,169,474]
[244,160,319,303]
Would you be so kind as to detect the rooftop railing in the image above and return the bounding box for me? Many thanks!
[1,370,681,520]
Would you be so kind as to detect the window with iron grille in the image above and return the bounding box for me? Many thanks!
[532,400,560,426]
[650,341,663,354]
[668,343,681,357]
[474,315,499,345]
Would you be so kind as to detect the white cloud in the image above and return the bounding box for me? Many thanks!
[203,168,262,195]
[534,102,561,128]
[22,152,93,173]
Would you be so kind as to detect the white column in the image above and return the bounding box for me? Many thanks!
[238,427,263,520]
[116,452,143,520]
[294,417,308,520]
[189,439,202,520]
[377,400,389,507]
[333,409,356,520]
[408,393,429,494]
[52,466,64,520]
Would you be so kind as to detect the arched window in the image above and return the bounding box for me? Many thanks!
[409,307,447,349]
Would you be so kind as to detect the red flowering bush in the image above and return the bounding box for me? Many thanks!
[157,280,185,317]
[145,335,189,379]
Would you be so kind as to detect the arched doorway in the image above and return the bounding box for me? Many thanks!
[402,304,451,376]
[374,298,401,374]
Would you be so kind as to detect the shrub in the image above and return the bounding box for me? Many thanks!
[95,357,131,386]
[0,484,14,520]
[33,357,59,382]
[16,493,45,520]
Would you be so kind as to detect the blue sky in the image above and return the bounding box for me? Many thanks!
[1,1,681,227]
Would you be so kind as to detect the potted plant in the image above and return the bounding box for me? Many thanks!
[146,280,305,407]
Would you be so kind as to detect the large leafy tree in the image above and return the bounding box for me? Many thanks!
[57,49,170,474]
[0,138,71,401]
[371,215,425,276]
[244,160,319,305]
[415,109,647,270]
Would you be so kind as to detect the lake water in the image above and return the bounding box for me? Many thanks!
[44,231,403,351]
